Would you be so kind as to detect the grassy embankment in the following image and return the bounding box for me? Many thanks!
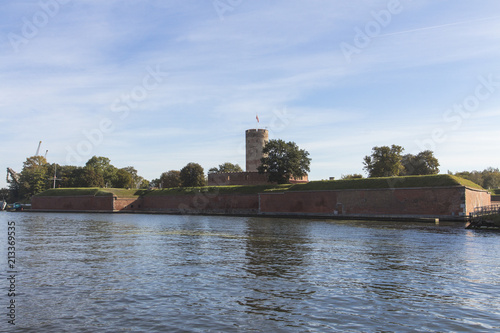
[36,188,149,197]
[35,174,484,198]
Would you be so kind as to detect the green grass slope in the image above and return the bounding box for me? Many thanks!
[288,174,483,191]
[35,188,148,197]
[143,184,290,196]
[35,188,103,196]
[34,175,484,198]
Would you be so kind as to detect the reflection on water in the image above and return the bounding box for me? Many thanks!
[0,212,499,332]
[241,218,313,326]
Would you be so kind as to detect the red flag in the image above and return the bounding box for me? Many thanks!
[256,114,259,123]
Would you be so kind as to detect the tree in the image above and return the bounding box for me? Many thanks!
[0,188,12,203]
[85,156,116,187]
[257,139,311,184]
[208,162,243,174]
[85,156,111,171]
[81,166,105,187]
[114,169,133,188]
[482,168,500,189]
[18,156,50,199]
[454,167,500,189]
[160,170,182,188]
[0,188,9,199]
[402,150,440,175]
[120,166,146,189]
[6,169,21,202]
[180,163,206,187]
[57,165,84,188]
[23,155,48,169]
[363,145,404,177]
[140,179,150,189]
[150,178,161,189]
[67,167,88,187]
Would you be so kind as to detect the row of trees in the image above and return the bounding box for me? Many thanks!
[4,138,311,201]
[4,140,498,202]
[152,162,246,189]
[353,146,499,190]
[152,163,207,189]
[452,168,500,190]
[209,162,243,174]
[152,140,312,188]
[363,145,440,178]
[7,155,148,201]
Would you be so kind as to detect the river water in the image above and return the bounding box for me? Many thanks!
[1,212,499,332]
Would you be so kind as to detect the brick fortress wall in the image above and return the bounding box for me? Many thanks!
[32,186,491,220]
[31,195,114,211]
[258,186,491,219]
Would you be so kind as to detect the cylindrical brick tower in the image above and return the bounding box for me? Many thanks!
[246,129,269,172]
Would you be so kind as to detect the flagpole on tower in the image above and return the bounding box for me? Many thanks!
[256,114,260,130]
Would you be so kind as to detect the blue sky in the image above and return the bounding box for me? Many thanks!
[1,0,500,188]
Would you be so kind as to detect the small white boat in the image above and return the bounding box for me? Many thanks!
[0,201,6,211]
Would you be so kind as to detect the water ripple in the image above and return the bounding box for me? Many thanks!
[1,213,499,332]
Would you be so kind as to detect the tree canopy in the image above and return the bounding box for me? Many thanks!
[85,156,116,187]
[17,156,49,199]
[180,163,206,187]
[363,146,440,178]
[114,169,133,188]
[257,139,311,184]
[160,170,182,188]
[363,145,405,178]
[122,166,148,189]
[402,150,440,176]
[6,155,147,201]
[453,167,500,189]
[208,162,243,174]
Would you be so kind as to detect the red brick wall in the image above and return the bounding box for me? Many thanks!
[113,198,144,211]
[31,195,113,211]
[465,188,491,214]
[258,186,489,218]
[142,194,259,214]
[32,186,490,219]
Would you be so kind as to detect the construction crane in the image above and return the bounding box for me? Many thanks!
[6,168,20,185]
[35,141,42,156]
